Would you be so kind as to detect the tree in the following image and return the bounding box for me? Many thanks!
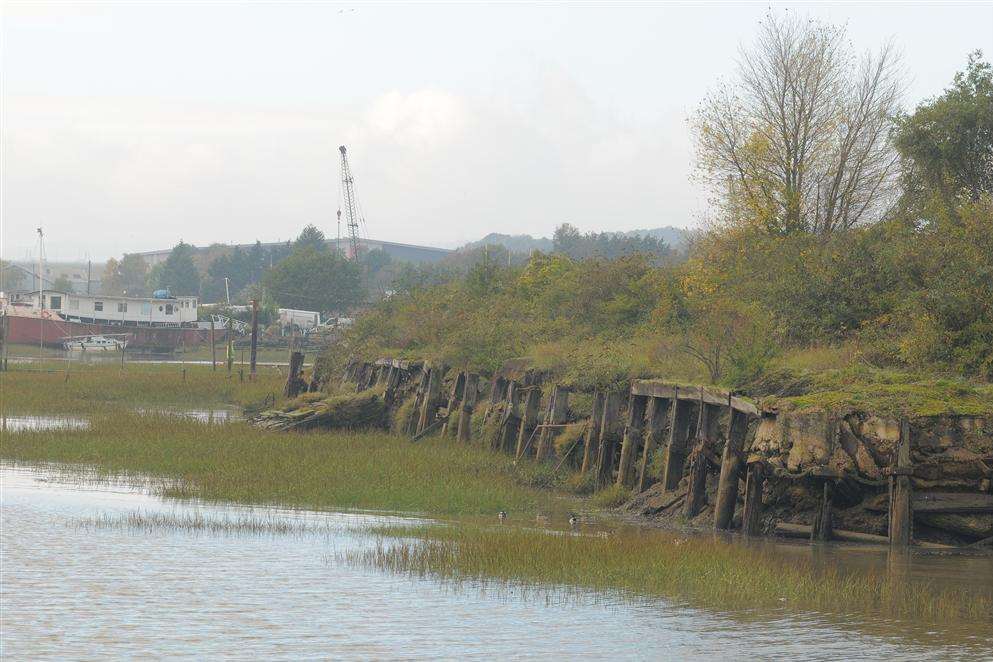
[693,12,904,235]
[149,242,200,296]
[894,51,993,214]
[294,225,328,253]
[262,246,361,313]
[51,275,74,292]
[103,254,149,296]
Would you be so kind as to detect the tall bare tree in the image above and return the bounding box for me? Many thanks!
[693,13,904,235]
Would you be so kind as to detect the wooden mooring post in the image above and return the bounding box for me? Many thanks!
[536,385,568,461]
[416,367,442,436]
[636,396,670,493]
[580,390,605,475]
[283,351,306,398]
[616,394,648,488]
[515,386,542,458]
[714,404,750,531]
[457,373,479,443]
[741,461,765,537]
[684,401,720,518]
[811,479,834,542]
[889,418,913,547]
[594,392,623,489]
[660,389,694,491]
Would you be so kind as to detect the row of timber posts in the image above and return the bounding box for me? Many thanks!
[535,385,568,461]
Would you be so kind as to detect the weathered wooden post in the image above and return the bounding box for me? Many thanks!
[741,461,765,537]
[594,392,623,489]
[889,418,913,547]
[636,397,670,492]
[405,367,428,436]
[811,479,834,542]
[457,373,479,443]
[484,375,507,422]
[416,367,442,436]
[684,400,721,518]
[249,298,259,380]
[210,318,217,371]
[660,388,694,491]
[497,382,523,453]
[441,371,466,437]
[580,390,605,475]
[283,351,306,397]
[536,385,568,461]
[714,404,750,531]
[616,393,648,488]
[515,386,542,458]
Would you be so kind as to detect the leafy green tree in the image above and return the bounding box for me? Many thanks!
[263,246,361,313]
[149,242,200,296]
[895,51,993,213]
[103,254,149,296]
[294,225,328,253]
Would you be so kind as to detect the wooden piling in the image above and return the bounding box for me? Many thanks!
[616,394,648,488]
[636,397,669,492]
[441,371,466,437]
[283,351,305,398]
[457,373,479,443]
[497,382,522,453]
[660,391,694,491]
[811,480,834,541]
[714,408,749,531]
[684,403,720,518]
[889,418,913,547]
[580,390,605,475]
[484,376,507,422]
[405,367,428,436]
[536,385,568,461]
[515,387,542,458]
[416,367,442,436]
[594,392,623,489]
[741,461,765,537]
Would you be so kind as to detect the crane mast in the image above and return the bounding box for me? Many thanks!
[338,145,362,259]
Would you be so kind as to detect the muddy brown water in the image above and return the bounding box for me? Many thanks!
[3,465,992,659]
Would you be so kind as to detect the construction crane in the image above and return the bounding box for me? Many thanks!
[338,145,363,259]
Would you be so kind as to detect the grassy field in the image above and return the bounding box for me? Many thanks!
[355,524,993,625]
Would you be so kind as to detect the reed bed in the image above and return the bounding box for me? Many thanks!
[71,510,344,537]
[1,412,577,517]
[1,361,284,413]
[353,524,993,624]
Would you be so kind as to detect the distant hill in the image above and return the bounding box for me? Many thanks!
[461,226,690,254]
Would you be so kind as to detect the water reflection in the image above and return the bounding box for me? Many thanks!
[1,415,90,432]
[3,466,991,660]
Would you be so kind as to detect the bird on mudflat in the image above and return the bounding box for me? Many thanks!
[498,510,507,522]
[568,513,579,527]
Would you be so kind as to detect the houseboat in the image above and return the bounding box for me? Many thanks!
[1,290,216,352]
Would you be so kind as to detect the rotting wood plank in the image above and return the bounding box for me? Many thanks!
[630,380,758,415]
[911,493,993,514]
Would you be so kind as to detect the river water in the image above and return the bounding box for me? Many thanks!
[3,466,991,660]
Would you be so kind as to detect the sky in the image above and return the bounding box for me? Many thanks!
[2,2,991,262]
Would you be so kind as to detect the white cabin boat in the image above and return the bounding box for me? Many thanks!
[63,335,129,352]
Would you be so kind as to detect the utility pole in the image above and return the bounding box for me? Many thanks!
[249,298,259,380]
[86,260,92,294]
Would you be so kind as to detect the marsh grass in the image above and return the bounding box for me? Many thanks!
[353,524,993,625]
[2,412,579,517]
[72,510,342,537]
[1,361,284,414]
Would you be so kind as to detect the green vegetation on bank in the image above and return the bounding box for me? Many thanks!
[355,524,992,624]
[328,46,993,418]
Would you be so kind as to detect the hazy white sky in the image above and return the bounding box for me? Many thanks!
[2,1,991,261]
